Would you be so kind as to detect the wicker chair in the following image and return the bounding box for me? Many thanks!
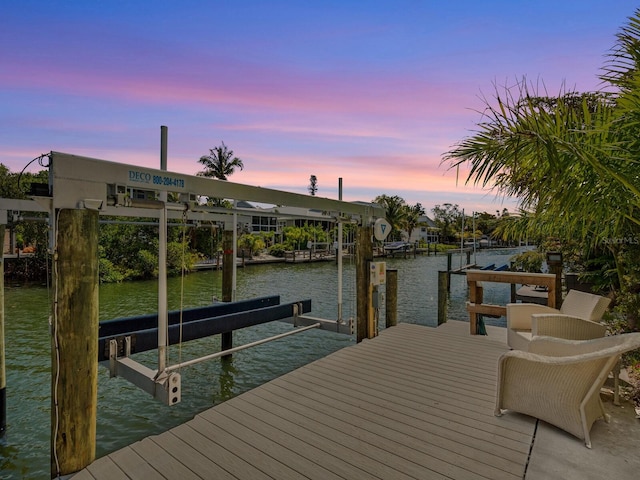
[495,333,640,448]
[507,290,611,350]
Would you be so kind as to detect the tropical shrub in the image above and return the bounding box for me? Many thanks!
[510,250,544,273]
[268,243,286,257]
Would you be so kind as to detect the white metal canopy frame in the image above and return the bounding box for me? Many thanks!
[30,151,384,406]
[46,151,383,217]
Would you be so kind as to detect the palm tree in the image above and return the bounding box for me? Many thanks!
[442,8,640,329]
[445,85,624,245]
[374,195,407,241]
[198,142,244,180]
[403,203,425,242]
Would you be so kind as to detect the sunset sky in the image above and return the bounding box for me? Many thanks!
[1,1,635,215]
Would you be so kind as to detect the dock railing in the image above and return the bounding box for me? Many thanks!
[466,270,557,335]
[284,249,333,262]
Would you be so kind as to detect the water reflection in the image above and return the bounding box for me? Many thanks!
[218,357,237,402]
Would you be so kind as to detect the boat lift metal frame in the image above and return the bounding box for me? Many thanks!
[1,150,384,405]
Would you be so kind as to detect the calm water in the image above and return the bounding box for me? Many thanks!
[0,248,522,478]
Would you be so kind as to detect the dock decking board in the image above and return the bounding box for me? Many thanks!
[202,403,358,480]
[262,369,531,462]
[244,382,521,479]
[73,323,535,480]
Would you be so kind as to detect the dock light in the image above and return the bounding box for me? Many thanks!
[546,251,563,265]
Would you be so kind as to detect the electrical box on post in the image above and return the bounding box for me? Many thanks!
[370,261,386,286]
[372,289,385,308]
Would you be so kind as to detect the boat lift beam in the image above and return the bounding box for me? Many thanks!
[103,298,312,405]
[99,298,311,361]
[98,296,280,340]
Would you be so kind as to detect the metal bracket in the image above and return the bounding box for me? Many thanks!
[288,313,353,335]
[105,334,137,360]
[107,337,181,406]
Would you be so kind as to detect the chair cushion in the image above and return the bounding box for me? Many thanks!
[559,290,611,321]
[507,328,532,351]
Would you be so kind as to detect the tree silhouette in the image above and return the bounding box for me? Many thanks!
[432,203,460,243]
[308,175,318,195]
[403,203,425,241]
[197,142,244,180]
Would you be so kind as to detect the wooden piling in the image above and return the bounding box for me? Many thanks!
[221,228,234,353]
[356,224,373,342]
[385,268,398,328]
[0,225,5,437]
[548,262,563,307]
[437,270,448,325]
[51,209,99,477]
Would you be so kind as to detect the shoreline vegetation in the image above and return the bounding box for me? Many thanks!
[3,243,519,283]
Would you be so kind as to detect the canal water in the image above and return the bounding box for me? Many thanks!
[1,248,523,478]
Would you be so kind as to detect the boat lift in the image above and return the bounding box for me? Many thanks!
[2,149,384,407]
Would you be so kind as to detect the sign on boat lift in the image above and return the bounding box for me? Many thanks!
[2,147,385,407]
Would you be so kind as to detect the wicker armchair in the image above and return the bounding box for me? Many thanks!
[495,333,640,448]
[507,290,611,350]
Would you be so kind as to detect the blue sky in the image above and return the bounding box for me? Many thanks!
[1,1,635,214]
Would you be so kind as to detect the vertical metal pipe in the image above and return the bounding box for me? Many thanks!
[221,226,234,356]
[158,126,168,372]
[460,208,464,269]
[472,211,477,264]
[160,126,168,173]
[337,178,343,323]
[158,205,167,373]
[222,227,234,302]
[232,200,237,302]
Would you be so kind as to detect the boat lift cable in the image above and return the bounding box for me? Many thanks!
[163,322,321,373]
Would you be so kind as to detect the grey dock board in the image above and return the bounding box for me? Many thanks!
[213,394,440,480]
[73,323,534,480]
[107,446,162,479]
[259,369,530,464]
[240,384,515,480]
[73,453,130,479]
[186,416,308,480]
[129,437,201,479]
[152,429,240,480]
[169,422,274,480]
[200,406,349,480]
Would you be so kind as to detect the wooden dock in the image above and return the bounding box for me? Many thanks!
[73,322,537,479]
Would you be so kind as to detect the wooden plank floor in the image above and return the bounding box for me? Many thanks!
[73,322,535,480]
